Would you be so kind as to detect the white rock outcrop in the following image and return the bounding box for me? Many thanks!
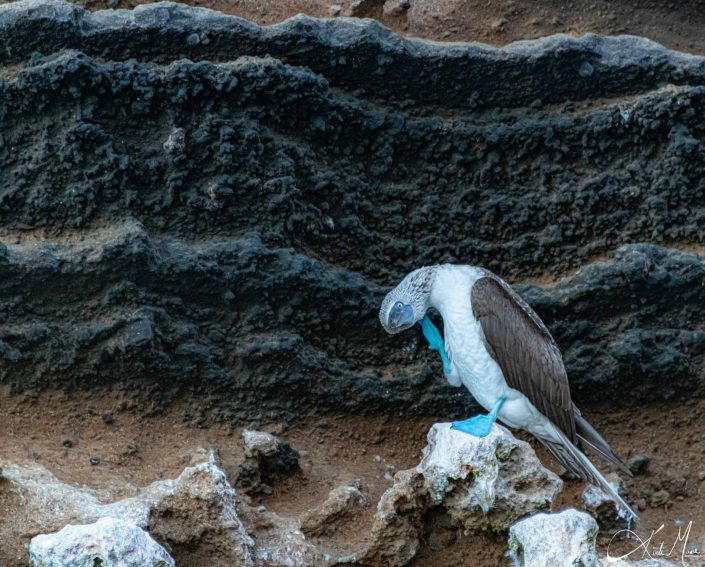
[508,509,599,567]
[418,423,563,531]
[582,472,631,530]
[29,517,174,567]
[338,422,565,566]
[1,454,254,566]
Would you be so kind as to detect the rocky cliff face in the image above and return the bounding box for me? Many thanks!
[1,0,705,420]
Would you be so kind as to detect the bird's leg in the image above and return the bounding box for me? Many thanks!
[420,315,452,375]
[451,397,506,438]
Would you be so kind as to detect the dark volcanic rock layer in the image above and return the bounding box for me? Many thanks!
[1,0,705,419]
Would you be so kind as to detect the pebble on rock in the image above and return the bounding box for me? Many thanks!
[237,430,300,495]
[492,17,509,32]
[626,455,650,475]
[649,489,670,507]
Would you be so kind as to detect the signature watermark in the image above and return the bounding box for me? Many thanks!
[606,521,702,566]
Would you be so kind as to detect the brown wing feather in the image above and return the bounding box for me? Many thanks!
[471,274,576,443]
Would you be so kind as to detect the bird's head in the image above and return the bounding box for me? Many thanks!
[379,266,436,334]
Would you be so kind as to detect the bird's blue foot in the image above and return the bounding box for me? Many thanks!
[451,397,506,438]
[420,316,453,374]
[452,414,496,437]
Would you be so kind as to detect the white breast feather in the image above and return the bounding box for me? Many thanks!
[429,265,551,432]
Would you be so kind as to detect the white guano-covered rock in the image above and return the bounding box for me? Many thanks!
[242,430,280,457]
[582,472,631,530]
[1,454,254,566]
[508,509,599,567]
[29,517,174,567]
[417,423,563,531]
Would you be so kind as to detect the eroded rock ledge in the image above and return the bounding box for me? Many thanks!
[0,1,704,417]
[1,222,703,418]
[2,0,705,109]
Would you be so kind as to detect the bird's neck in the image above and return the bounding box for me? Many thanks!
[428,265,484,321]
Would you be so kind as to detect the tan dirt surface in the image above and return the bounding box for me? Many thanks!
[2,386,704,566]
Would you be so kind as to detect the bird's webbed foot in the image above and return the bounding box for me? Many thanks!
[421,315,443,350]
[451,397,506,438]
[451,414,496,437]
[420,316,452,375]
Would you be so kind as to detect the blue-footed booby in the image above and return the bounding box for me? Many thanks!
[380,264,636,520]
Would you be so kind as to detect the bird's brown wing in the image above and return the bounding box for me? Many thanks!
[471,274,576,443]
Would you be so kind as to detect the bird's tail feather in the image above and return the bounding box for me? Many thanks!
[537,424,638,524]
[574,408,633,478]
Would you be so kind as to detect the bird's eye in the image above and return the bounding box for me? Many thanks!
[393,301,404,310]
